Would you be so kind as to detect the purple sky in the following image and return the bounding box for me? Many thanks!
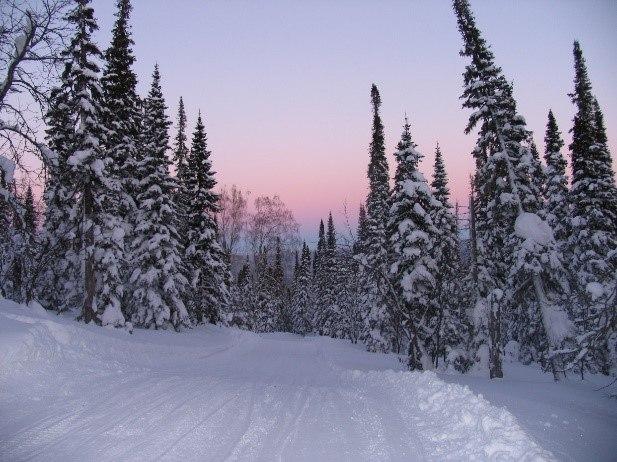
[90,0,617,244]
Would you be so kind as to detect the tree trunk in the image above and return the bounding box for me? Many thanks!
[488,298,503,378]
[81,185,96,324]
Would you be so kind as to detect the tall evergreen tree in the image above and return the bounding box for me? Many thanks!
[292,242,313,335]
[39,86,81,312]
[130,65,189,329]
[568,42,617,374]
[313,219,325,276]
[353,204,368,257]
[173,96,190,233]
[454,0,573,379]
[357,84,393,353]
[61,0,126,326]
[543,110,570,250]
[101,0,140,215]
[185,112,230,324]
[387,118,438,369]
[315,213,340,337]
[430,142,468,367]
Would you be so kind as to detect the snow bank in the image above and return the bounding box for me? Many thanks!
[348,369,554,461]
[0,299,554,461]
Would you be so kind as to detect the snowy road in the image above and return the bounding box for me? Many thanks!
[1,300,552,461]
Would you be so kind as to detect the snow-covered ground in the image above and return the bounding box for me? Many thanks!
[0,299,614,461]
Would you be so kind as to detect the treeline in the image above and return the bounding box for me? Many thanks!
[1,0,229,330]
[0,0,615,380]
[228,0,617,380]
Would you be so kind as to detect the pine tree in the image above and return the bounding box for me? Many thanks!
[430,143,469,368]
[23,186,36,233]
[543,110,570,250]
[293,249,300,280]
[387,117,438,370]
[568,42,617,374]
[101,0,140,214]
[454,0,573,379]
[529,141,546,203]
[185,112,230,324]
[292,242,313,335]
[315,213,340,337]
[61,0,126,327]
[39,86,81,312]
[272,238,292,332]
[173,96,190,233]
[2,185,38,304]
[313,219,325,276]
[357,84,393,353]
[130,65,189,329]
[352,204,368,257]
[254,254,279,332]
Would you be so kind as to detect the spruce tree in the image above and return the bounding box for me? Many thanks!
[357,84,393,353]
[39,86,81,312]
[352,204,368,257]
[292,242,313,335]
[454,0,573,379]
[130,65,189,329]
[568,42,617,374]
[62,0,126,327]
[543,110,570,250]
[173,96,190,232]
[313,219,325,276]
[101,0,141,214]
[315,213,340,337]
[430,142,469,368]
[387,117,438,370]
[185,112,230,324]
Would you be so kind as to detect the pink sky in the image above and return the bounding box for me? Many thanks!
[25,1,617,244]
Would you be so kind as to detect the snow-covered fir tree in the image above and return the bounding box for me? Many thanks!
[228,258,252,329]
[172,96,190,235]
[314,213,340,337]
[130,65,189,329]
[567,41,617,374]
[528,141,546,204]
[430,142,470,369]
[387,117,438,370]
[292,242,313,335]
[543,110,570,253]
[100,0,142,320]
[101,0,141,209]
[454,0,573,379]
[184,112,230,324]
[357,84,393,353]
[1,185,37,304]
[59,0,126,326]
[312,219,325,277]
[38,86,82,312]
[253,253,279,332]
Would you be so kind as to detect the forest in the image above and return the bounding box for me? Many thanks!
[0,0,615,386]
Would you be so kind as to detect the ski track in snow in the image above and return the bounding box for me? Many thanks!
[0,300,553,461]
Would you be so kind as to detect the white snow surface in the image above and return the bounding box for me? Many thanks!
[1,299,611,461]
[514,212,554,247]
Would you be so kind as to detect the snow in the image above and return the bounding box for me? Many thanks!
[0,154,16,183]
[439,364,617,462]
[514,212,554,247]
[1,299,614,461]
[586,282,605,301]
[67,149,91,166]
